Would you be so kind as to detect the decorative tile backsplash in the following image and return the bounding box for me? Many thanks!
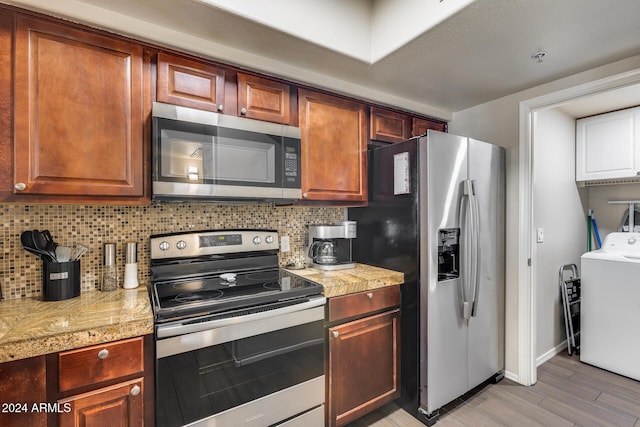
[0,203,344,300]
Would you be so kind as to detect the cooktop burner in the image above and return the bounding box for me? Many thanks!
[149,230,324,323]
[152,267,322,321]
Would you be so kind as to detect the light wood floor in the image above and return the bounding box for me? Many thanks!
[347,352,640,427]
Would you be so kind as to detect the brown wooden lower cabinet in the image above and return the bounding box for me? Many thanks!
[58,378,143,427]
[0,356,47,427]
[327,307,401,427]
[0,334,153,427]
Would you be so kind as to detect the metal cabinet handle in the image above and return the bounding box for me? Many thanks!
[217,105,224,112]
[240,107,247,115]
[14,183,26,191]
[366,292,373,299]
[332,331,339,338]
[302,192,308,199]
[97,349,109,360]
[130,385,141,396]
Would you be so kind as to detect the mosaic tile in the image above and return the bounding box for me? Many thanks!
[0,203,344,300]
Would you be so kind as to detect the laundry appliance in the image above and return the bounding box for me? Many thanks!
[581,231,640,381]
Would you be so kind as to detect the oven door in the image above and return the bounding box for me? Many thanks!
[155,297,326,427]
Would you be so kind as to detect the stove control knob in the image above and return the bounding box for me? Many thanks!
[253,236,262,245]
[176,240,187,250]
[265,235,274,244]
[159,241,170,251]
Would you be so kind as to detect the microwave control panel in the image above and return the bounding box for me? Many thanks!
[283,138,301,188]
[285,153,298,177]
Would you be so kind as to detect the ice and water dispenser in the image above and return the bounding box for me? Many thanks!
[438,228,460,281]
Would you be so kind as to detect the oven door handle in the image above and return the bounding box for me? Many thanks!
[156,296,326,358]
[233,337,324,367]
[157,293,325,336]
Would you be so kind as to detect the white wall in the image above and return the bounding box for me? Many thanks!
[588,184,640,237]
[533,108,588,361]
[449,54,640,382]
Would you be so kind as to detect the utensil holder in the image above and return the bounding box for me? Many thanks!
[43,260,81,301]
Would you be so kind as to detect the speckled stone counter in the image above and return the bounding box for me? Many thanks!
[286,264,404,297]
[0,287,153,363]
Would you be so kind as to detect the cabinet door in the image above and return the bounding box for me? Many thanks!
[59,378,143,427]
[0,356,47,427]
[370,107,409,143]
[576,108,640,181]
[237,73,292,124]
[0,11,12,201]
[298,89,367,202]
[13,16,145,198]
[412,117,446,136]
[327,309,401,427]
[157,51,225,113]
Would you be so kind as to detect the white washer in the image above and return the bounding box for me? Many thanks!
[581,232,640,380]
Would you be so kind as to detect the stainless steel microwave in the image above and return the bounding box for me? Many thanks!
[152,102,302,204]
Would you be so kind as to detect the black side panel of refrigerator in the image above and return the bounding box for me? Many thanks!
[348,138,421,413]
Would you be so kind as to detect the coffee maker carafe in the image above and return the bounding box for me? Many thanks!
[307,221,356,270]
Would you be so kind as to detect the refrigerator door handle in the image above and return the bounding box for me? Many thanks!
[469,180,481,317]
[461,180,480,319]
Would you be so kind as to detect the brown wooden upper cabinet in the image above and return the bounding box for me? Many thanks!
[370,107,410,143]
[157,51,225,113]
[237,73,293,125]
[13,15,146,199]
[298,89,367,203]
[412,117,447,136]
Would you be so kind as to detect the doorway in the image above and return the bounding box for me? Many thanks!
[519,68,640,385]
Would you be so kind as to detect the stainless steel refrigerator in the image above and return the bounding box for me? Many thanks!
[348,131,505,425]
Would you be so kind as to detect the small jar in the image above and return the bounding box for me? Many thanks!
[101,243,118,292]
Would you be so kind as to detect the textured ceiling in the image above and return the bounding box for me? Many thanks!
[5,0,640,119]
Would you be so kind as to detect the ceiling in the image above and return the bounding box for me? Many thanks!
[5,0,640,120]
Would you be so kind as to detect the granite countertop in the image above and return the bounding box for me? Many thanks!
[286,263,404,298]
[0,287,154,363]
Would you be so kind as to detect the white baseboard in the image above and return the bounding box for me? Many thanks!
[503,370,519,383]
[536,340,567,366]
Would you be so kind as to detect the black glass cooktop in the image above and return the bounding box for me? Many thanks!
[152,268,322,321]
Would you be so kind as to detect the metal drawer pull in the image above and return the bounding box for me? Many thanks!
[130,385,141,396]
[97,349,109,360]
[332,331,339,338]
[367,292,373,299]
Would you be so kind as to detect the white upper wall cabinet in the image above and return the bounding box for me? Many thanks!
[576,107,640,182]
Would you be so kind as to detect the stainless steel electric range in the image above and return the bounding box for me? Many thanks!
[149,229,326,427]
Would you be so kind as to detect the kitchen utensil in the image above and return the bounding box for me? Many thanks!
[33,229,57,262]
[20,230,54,262]
[55,246,72,263]
[70,243,89,261]
[41,230,58,253]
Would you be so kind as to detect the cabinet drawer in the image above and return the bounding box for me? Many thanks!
[58,337,144,392]
[328,286,400,323]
